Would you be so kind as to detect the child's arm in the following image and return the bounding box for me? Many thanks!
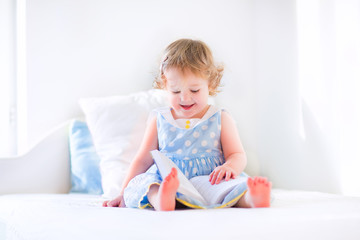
[209,111,247,185]
[103,116,158,207]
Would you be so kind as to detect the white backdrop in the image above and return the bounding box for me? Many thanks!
[22,0,360,195]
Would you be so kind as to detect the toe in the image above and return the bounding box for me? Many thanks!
[260,177,267,183]
[258,177,264,183]
[172,168,177,177]
[265,180,272,188]
[253,177,258,186]
[164,174,171,182]
[247,177,254,188]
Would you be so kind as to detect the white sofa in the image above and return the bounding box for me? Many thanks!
[0,121,71,194]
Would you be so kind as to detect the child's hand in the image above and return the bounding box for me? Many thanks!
[209,165,237,185]
[102,195,125,208]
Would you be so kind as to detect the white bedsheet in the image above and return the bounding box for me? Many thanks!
[0,189,360,240]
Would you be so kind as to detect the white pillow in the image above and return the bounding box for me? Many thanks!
[79,89,169,198]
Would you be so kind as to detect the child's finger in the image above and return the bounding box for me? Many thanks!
[216,170,225,184]
[210,171,217,185]
[102,200,109,207]
[225,171,231,181]
[210,170,219,185]
[209,171,214,182]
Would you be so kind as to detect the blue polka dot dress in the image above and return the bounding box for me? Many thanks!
[123,105,248,209]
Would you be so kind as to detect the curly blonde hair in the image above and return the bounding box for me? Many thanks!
[153,39,224,96]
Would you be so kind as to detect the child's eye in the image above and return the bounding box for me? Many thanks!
[172,91,180,94]
[191,89,200,93]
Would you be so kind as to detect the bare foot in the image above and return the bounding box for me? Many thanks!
[235,176,272,208]
[247,176,272,207]
[156,168,180,211]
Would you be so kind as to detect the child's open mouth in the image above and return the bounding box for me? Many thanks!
[180,104,195,110]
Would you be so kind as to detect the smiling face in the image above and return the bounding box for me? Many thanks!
[164,67,210,120]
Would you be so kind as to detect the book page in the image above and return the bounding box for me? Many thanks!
[150,150,207,205]
[190,176,247,205]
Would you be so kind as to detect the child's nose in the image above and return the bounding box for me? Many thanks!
[180,91,191,102]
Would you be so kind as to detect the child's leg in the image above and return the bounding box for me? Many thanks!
[235,176,272,208]
[147,168,179,211]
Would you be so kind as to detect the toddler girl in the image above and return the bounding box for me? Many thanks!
[103,39,271,210]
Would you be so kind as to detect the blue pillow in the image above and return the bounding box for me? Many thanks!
[69,120,103,194]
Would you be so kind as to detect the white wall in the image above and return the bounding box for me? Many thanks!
[25,0,255,144]
[24,0,342,193]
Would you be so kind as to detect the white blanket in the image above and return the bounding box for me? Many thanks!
[1,189,360,240]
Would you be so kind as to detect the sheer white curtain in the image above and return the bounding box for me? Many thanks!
[0,0,26,157]
[297,0,360,196]
[0,0,16,157]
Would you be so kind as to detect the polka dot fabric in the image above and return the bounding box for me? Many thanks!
[157,109,224,179]
[123,106,248,209]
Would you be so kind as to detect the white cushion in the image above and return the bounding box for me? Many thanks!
[79,89,169,198]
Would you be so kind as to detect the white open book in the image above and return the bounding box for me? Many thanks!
[150,150,246,206]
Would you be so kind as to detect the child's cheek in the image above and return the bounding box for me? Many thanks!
[169,96,179,109]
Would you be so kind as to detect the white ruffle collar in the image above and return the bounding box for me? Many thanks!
[157,105,219,129]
